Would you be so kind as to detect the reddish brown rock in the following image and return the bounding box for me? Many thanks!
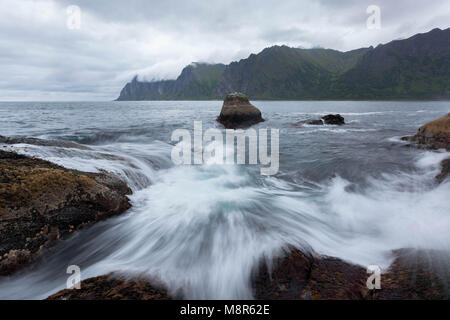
[373,249,450,300]
[47,274,171,300]
[253,248,367,300]
[253,247,450,300]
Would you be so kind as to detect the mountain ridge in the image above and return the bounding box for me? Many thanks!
[117,28,450,100]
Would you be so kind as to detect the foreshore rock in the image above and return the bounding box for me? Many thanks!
[436,158,450,182]
[47,274,171,300]
[373,249,450,300]
[292,114,345,126]
[217,93,264,129]
[0,135,90,150]
[0,150,132,275]
[401,113,450,182]
[403,113,450,150]
[253,249,367,300]
[253,248,450,300]
[45,247,450,300]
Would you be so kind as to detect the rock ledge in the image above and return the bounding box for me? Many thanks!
[0,150,132,275]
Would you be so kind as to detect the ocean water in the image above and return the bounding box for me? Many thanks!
[0,100,449,299]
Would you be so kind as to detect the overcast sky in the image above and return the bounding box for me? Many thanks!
[0,0,449,101]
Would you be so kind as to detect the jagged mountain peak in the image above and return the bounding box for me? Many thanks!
[117,28,450,101]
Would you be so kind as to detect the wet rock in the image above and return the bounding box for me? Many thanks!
[436,158,450,182]
[47,274,171,300]
[217,93,264,129]
[401,113,450,182]
[0,150,132,275]
[292,114,345,126]
[0,135,90,150]
[321,114,345,125]
[372,249,450,300]
[306,119,324,125]
[253,248,367,300]
[253,247,450,300]
[407,113,450,150]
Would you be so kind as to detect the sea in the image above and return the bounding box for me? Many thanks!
[0,100,449,299]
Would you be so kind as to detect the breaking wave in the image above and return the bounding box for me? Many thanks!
[0,141,449,299]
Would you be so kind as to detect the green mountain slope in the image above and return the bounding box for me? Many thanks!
[332,28,450,99]
[117,28,450,100]
[117,63,225,100]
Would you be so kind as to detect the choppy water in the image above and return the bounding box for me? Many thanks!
[0,100,449,299]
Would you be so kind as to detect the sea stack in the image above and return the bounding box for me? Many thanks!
[217,93,264,129]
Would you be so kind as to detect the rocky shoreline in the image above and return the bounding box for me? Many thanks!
[46,247,450,300]
[0,149,131,275]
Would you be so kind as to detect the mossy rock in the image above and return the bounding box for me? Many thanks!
[0,150,132,275]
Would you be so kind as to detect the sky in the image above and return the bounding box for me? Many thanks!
[0,0,449,101]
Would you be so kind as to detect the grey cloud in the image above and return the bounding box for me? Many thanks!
[0,0,448,100]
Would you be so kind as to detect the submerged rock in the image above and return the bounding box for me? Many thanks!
[292,114,345,126]
[0,150,132,275]
[305,119,325,125]
[0,135,90,150]
[47,274,171,300]
[217,93,264,129]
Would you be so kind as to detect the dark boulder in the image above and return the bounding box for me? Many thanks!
[321,114,345,125]
[217,93,264,129]
[292,114,345,126]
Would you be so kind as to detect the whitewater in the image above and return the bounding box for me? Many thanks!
[0,100,449,299]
